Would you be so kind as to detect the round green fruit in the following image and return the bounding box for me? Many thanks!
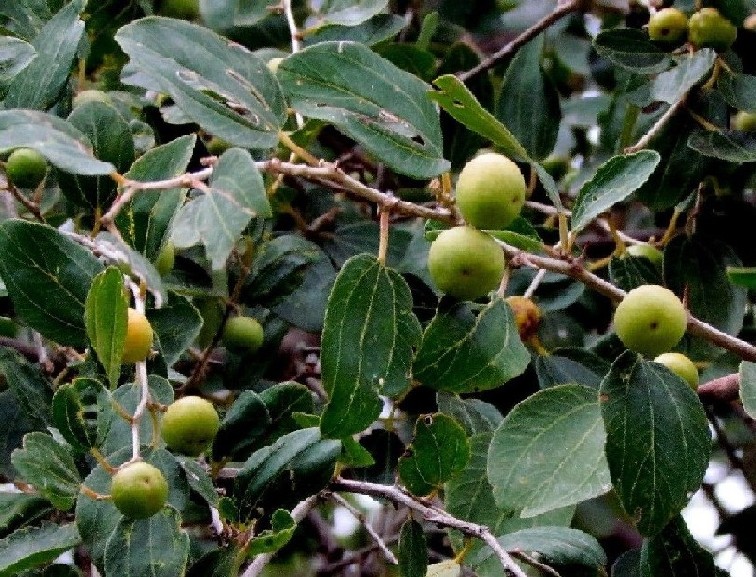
[427,226,506,301]
[626,243,663,266]
[161,396,220,456]
[222,316,264,353]
[654,352,699,389]
[154,241,175,276]
[688,8,737,51]
[5,148,47,189]
[122,308,154,364]
[648,8,688,43]
[159,0,200,19]
[505,295,542,342]
[613,284,687,357]
[734,111,756,132]
[110,461,168,519]
[455,152,526,230]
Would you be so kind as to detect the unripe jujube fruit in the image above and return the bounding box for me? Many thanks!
[222,316,265,353]
[654,352,699,389]
[161,396,220,456]
[455,153,526,230]
[122,308,154,363]
[626,243,663,266]
[648,8,688,43]
[688,8,737,51]
[110,461,169,519]
[5,148,47,189]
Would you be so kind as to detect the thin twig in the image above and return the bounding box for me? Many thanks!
[5,184,44,222]
[327,491,398,565]
[511,551,563,577]
[458,0,584,82]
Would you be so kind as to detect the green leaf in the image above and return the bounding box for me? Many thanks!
[303,14,406,47]
[0,390,35,478]
[316,0,389,26]
[0,493,51,536]
[488,384,610,517]
[116,17,286,148]
[320,255,421,438]
[613,550,642,577]
[85,267,128,389]
[413,298,530,393]
[0,523,81,577]
[51,378,106,452]
[59,102,135,209]
[0,220,104,347]
[278,41,448,179]
[0,37,36,93]
[186,547,244,577]
[398,413,469,496]
[2,0,85,110]
[117,135,195,260]
[398,519,427,577]
[11,432,81,510]
[600,352,711,536]
[609,254,662,292]
[246,509,296,556]
[485,527,606,567]
[148,294,202,365]
[718,71,756,113]
[639,515,717,576]
[0,2,48,42]
[172,148,270,270]
[212,390,270,462]
[0,110,114,175]
[0,348,52,429]
[534,348,610,390]
[687,130,756,163]
[200,0,270,28]
[495,35,560,161]
[594,29,672,74]
[234,428,340,521]
[436,393,502,436]
[176,456,219,508]
[727,266,756,289]
[103,508,190,577]
[570,151,661,234]
[649,50,716,105]
[740,361,756,419]
[428,74,530,161]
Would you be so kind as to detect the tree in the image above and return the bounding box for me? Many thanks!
[0,0,755,576]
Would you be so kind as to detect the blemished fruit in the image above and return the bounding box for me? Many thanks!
[688,8,737,51]
[654,352,699,389]
[5,148,47,189]
[154,241,175,276]
[648,8,688,43]
[733,111,756,132]
[161,396,220,456]
[613,284,687,357]
[122,308,154,364]
[626,243,663,266]
[110,461,169,519]
[427,226,506,301]
[455,152,527,230]
[505,295,542,342]
[222,316,265,353]
[159,0,200,19]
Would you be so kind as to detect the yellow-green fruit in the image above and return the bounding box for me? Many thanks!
[613,284,687,357]
[161,396,220,456]
[122,308,154,363]
[110,462,168,519]
[159,0,200,19]
[6,148,47,189]
[427,226,506,301]
[734,111,756,132]
[688,8,737,51]
[206,137,231,155]
[505,295,542,341]
[154,241,175,276]
[648,8,688,43]
[222,316,264,353]
[626,243,663,266]
[455,152,526,230]
[654,352,699,389]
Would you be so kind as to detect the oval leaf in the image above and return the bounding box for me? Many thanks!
[0,523,81,577]
[85,267,128,389]
[398,518,427,577]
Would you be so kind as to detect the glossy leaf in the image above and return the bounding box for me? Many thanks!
[117,17,286,148]
[303,14,406,46]
[594,29,671,74]
[687,130,756,163]
[0,37,36,92]
[436,394,502,436]
[0,221,104,346]
[398,519,427,577]
[51,378,106,452]
[0,523,81,577]
[177,457,219,508]
[11,432,81,511]
[570,151,660,234]
[85,267,128,389]
[649,50,715,105]
[398,413,469,496]
[316,0,389,26]
[600,352,711,535]
[413,298,530,393]
[486,526,606,567]
[489,384,611,517]
[278,41,448,178]
[320,255,421,438]
[172,148,270,270]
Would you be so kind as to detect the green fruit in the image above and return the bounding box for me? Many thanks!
[222,316,264,353]
[648,8,688,43]
[654,352,699,389]
[161,396,220,456]
[613,284,687,357]
[122,308,154,364]
[688,8,737,51]
[206,137,231,155]
[5,148,47,189]
[455,152,526,230]
[73,90,112,108]
[734,111,756,132]
[154,241,175,276]
[427,226,506,301]
[159,0,200,19]
[110,461,169,519]
[626,243,663,266]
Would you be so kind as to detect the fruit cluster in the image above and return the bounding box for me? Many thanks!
[647,7,737,52]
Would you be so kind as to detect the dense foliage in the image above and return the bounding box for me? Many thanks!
[1,0,756,576]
